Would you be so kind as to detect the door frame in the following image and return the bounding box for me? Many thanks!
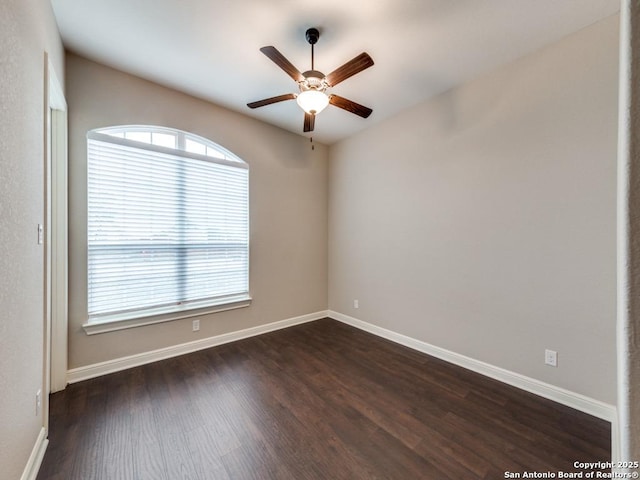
[45,56,68,417]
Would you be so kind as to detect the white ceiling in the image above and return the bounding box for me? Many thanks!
[50,0,619,145]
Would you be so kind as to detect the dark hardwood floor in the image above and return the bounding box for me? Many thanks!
[38,318,610,479]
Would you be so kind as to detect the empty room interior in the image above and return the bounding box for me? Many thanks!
[2,0,640,479]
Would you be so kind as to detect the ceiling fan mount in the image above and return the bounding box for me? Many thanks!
[247,27,374,133]
[305,27,320,45]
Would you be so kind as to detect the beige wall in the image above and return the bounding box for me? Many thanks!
[329,15,619,404]
[0,0,64,478]
[66,53,328,368]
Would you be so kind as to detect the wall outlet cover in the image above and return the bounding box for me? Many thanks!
[545,349,558,367]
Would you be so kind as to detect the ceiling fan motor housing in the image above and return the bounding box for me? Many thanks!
[300,70,327,93]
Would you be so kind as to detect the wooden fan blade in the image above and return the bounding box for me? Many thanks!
[303,112,315,132]
[247,93,296,109]
[329,94,372,118]
[260,46,304,82]
[325,52,374,87]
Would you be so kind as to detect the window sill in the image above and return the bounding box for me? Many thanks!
[82,294,252,335]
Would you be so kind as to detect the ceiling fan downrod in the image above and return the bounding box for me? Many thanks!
[305,28,320,70]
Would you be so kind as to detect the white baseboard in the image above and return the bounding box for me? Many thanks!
[329,310,617,423]
[611,409,620,465]
[21,427,48,480]
[67,310,328,384]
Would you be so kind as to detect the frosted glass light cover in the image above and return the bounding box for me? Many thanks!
[296,90,329,114]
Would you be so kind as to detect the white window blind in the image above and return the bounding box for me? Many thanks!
[87,127,249,323]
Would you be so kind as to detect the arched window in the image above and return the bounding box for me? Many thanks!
[86,126,249,328]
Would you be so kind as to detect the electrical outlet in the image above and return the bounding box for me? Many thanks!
[192,319,200,332]
[545,349,558,367]
[354,299,359,309]
[36,389,42,416]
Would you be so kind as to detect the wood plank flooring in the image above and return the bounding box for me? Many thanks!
[38,318,610,479]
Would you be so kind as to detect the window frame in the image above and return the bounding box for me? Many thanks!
[83,126,251,335]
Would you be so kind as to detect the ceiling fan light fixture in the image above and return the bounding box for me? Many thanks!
[296,89,329,115]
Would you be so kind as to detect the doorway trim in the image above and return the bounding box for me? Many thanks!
[46,57,68,397]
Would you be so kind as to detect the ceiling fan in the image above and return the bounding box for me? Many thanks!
[247,28,374,133]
